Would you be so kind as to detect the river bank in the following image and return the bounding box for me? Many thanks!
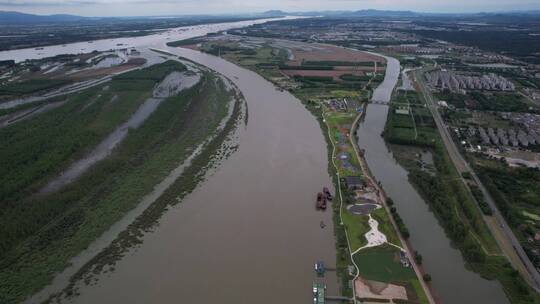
[53,42,339,303]
[184,35,434,301]
[356,96,511,303]
[0,61,240,303]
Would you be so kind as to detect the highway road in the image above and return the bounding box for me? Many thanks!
[414,68,540,292]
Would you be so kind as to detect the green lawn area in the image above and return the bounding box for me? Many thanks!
[353,244,417,283]
[411,279,429,304]
[325,111,363,176]
[341,208,370,251]
[330,90,362,98]
[390,112,415,129]
[390,127,416,141]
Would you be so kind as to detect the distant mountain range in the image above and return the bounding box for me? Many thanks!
[0,11,90,24]
[262,9,540,18]
[1,9,540,25]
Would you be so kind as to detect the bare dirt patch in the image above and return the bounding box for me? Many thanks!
[68,58,146,80]
[281,69,364,80]
[355,278,408,301]
[289,43,384,65]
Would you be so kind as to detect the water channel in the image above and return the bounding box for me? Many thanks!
[356,56,509,303]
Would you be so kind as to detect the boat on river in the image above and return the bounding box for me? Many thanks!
[323,187,333,201]
[316,192,327,210]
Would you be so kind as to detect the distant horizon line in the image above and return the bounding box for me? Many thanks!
[1,8,540,18]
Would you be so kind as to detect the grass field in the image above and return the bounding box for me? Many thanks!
[341,208,370,251]
[353,244,416,283]
[0,78,72,96]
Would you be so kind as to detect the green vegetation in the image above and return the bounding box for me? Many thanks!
[166,37,206,47]
[436,90,536,113]
[388,82,540,303]
[385,91,438,147]
[0,96,64,116]
[353,244,417,282]
[353,244,427,303]
[293,75,334,82]
[114,60,186,81]
[371,208,401,244]
[279,64,334,70]
[0,61,236,303]
[401,139,539,304]
[339,74,372,82]
[302,60,376,67]
[474,157,540,269]
[468,183,493,215]
[0,60,186,206]
[406,29,540,64]
[341,209,370,251]
[388,207,410,239]
[0,78,71,96]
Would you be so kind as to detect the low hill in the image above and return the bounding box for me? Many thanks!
[0,11,88,24]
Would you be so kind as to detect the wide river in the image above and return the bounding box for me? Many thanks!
[1,17,509,304]
[357,55,509,303]
[2,18,338,303]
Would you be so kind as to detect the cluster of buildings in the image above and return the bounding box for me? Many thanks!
[472,126,540,147]
[383,45,445,55]
[326,98,362,113]
[242,20,421,46]
[426,70,515,93]
[460,53,517,64]
[500,112,540,139]
[465,113,540,148]
[523,88,540,106]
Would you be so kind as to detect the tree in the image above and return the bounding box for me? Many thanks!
[423,274,432,282]
[415,251,423,265]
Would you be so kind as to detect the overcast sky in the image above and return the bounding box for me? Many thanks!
[0,0,539,17]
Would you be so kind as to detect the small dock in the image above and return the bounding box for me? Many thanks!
[313,282,326,304]
[325,295,353,302]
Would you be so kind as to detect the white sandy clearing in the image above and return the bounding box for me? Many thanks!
[355,278,408,301]
[355,214,387,252]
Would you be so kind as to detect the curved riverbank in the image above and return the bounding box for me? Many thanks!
[50,45,339,303]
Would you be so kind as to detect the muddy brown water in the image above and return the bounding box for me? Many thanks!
[5,16,508,303]
[57,46,338,303]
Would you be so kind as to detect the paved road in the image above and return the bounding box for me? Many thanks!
[414,69,540,292]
